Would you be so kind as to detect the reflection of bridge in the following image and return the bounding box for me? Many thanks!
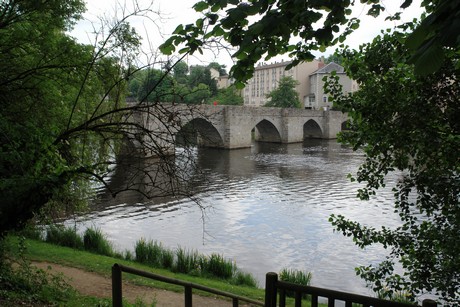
[138,104,348,154]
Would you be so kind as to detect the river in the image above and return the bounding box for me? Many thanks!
[69,139,402,296]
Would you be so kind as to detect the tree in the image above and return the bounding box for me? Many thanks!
[0,1,199,238]
[188,65,218,96]
[159,0,460,303]
[208,62,227,75]
[265,76,301,108]
[173,61,189,85]
[136,68,176,102]
[160,0,460,88]
[325,30,459,303]
[211,86,243,106]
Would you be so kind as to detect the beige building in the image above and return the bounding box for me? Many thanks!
[243,60,320,107]
[210,67,233,89]
[307,62,358,110]
[243,60,357,109]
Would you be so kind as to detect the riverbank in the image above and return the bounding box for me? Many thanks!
[4,236,269,306]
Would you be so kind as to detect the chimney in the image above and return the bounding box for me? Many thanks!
[318,61,325,69]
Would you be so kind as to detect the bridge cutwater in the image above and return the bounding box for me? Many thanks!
[128,104,348,156]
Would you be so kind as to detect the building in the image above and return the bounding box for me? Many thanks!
[243,60,357,110]
[210,67,233,89]
[307,62,358,110]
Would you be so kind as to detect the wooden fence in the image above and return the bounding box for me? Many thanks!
[264,272,438,307]
[111,263,264,307]
[112,264,438,307]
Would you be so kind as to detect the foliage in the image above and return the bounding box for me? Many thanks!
[326,29,459,303]
[0,0,202,241]
[160,0,459,87]
[135,68,176,102]
[265,76,301,108]
[173,61,189,85]
[0,237,76,305]
[208,62,227,75]
[211,86,243,106]
[188,65,218,96]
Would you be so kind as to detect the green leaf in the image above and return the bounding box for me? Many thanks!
[172,24,184,35]
[193,1,209,12]
[412,42,444,75]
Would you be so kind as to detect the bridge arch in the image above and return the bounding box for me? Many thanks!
[176,117,224,148]
[303,119,323,139]
[253,119,282,143]
[341,120,350,131]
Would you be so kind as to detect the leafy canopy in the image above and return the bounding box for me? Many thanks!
[160,0,460,87]
[265,76,301,108]
[326,29,459,303]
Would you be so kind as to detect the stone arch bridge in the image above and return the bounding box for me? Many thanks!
[136,104,348,155]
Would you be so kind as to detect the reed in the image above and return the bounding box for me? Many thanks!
[231,271,258,287]
[45,225,83,249]
[83,227,114,257]
[202,253,235,279]
[279,268,312,298]
[174,247,200,274]
[40,225,259,288]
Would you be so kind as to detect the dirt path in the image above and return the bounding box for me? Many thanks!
[32,262,255,306]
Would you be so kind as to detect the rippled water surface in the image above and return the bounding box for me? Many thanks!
[71,139,402,295]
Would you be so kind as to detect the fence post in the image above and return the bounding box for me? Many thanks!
[265,272,278,307]
[422,299,437,307]
[185,285,192,307]
[112,264,122,307]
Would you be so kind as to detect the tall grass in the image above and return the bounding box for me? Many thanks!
[45,225,83,249]
[174,247,201,274]
[83,227,114,257]
[40,225,259,287]
[202,253,235,279]
[279,268,312,298]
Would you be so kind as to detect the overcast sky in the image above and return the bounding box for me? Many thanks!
[71,0,424,69]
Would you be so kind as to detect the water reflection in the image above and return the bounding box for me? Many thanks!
[71,139,401,295]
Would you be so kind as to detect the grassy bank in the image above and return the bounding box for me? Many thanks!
[5,235,267,305]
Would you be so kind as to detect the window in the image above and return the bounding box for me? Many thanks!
[323,96,328,103]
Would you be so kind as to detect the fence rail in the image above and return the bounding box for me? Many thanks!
[264,272,438,307]
[111,263,264,307]
[112,264,439,307]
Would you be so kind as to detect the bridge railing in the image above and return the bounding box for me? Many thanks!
[264,272,437,307]
[111,263,264,307]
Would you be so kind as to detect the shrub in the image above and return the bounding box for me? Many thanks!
[83,227,113,256]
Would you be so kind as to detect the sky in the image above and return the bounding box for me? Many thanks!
[71,0,424,70]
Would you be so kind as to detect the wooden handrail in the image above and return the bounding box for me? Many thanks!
[265,272,438,307]
[112,263,264,307]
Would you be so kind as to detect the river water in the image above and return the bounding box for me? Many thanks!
[70,139,402,295]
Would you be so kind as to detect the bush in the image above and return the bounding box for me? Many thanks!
[45,225,83,249]
[83,227,113,257]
